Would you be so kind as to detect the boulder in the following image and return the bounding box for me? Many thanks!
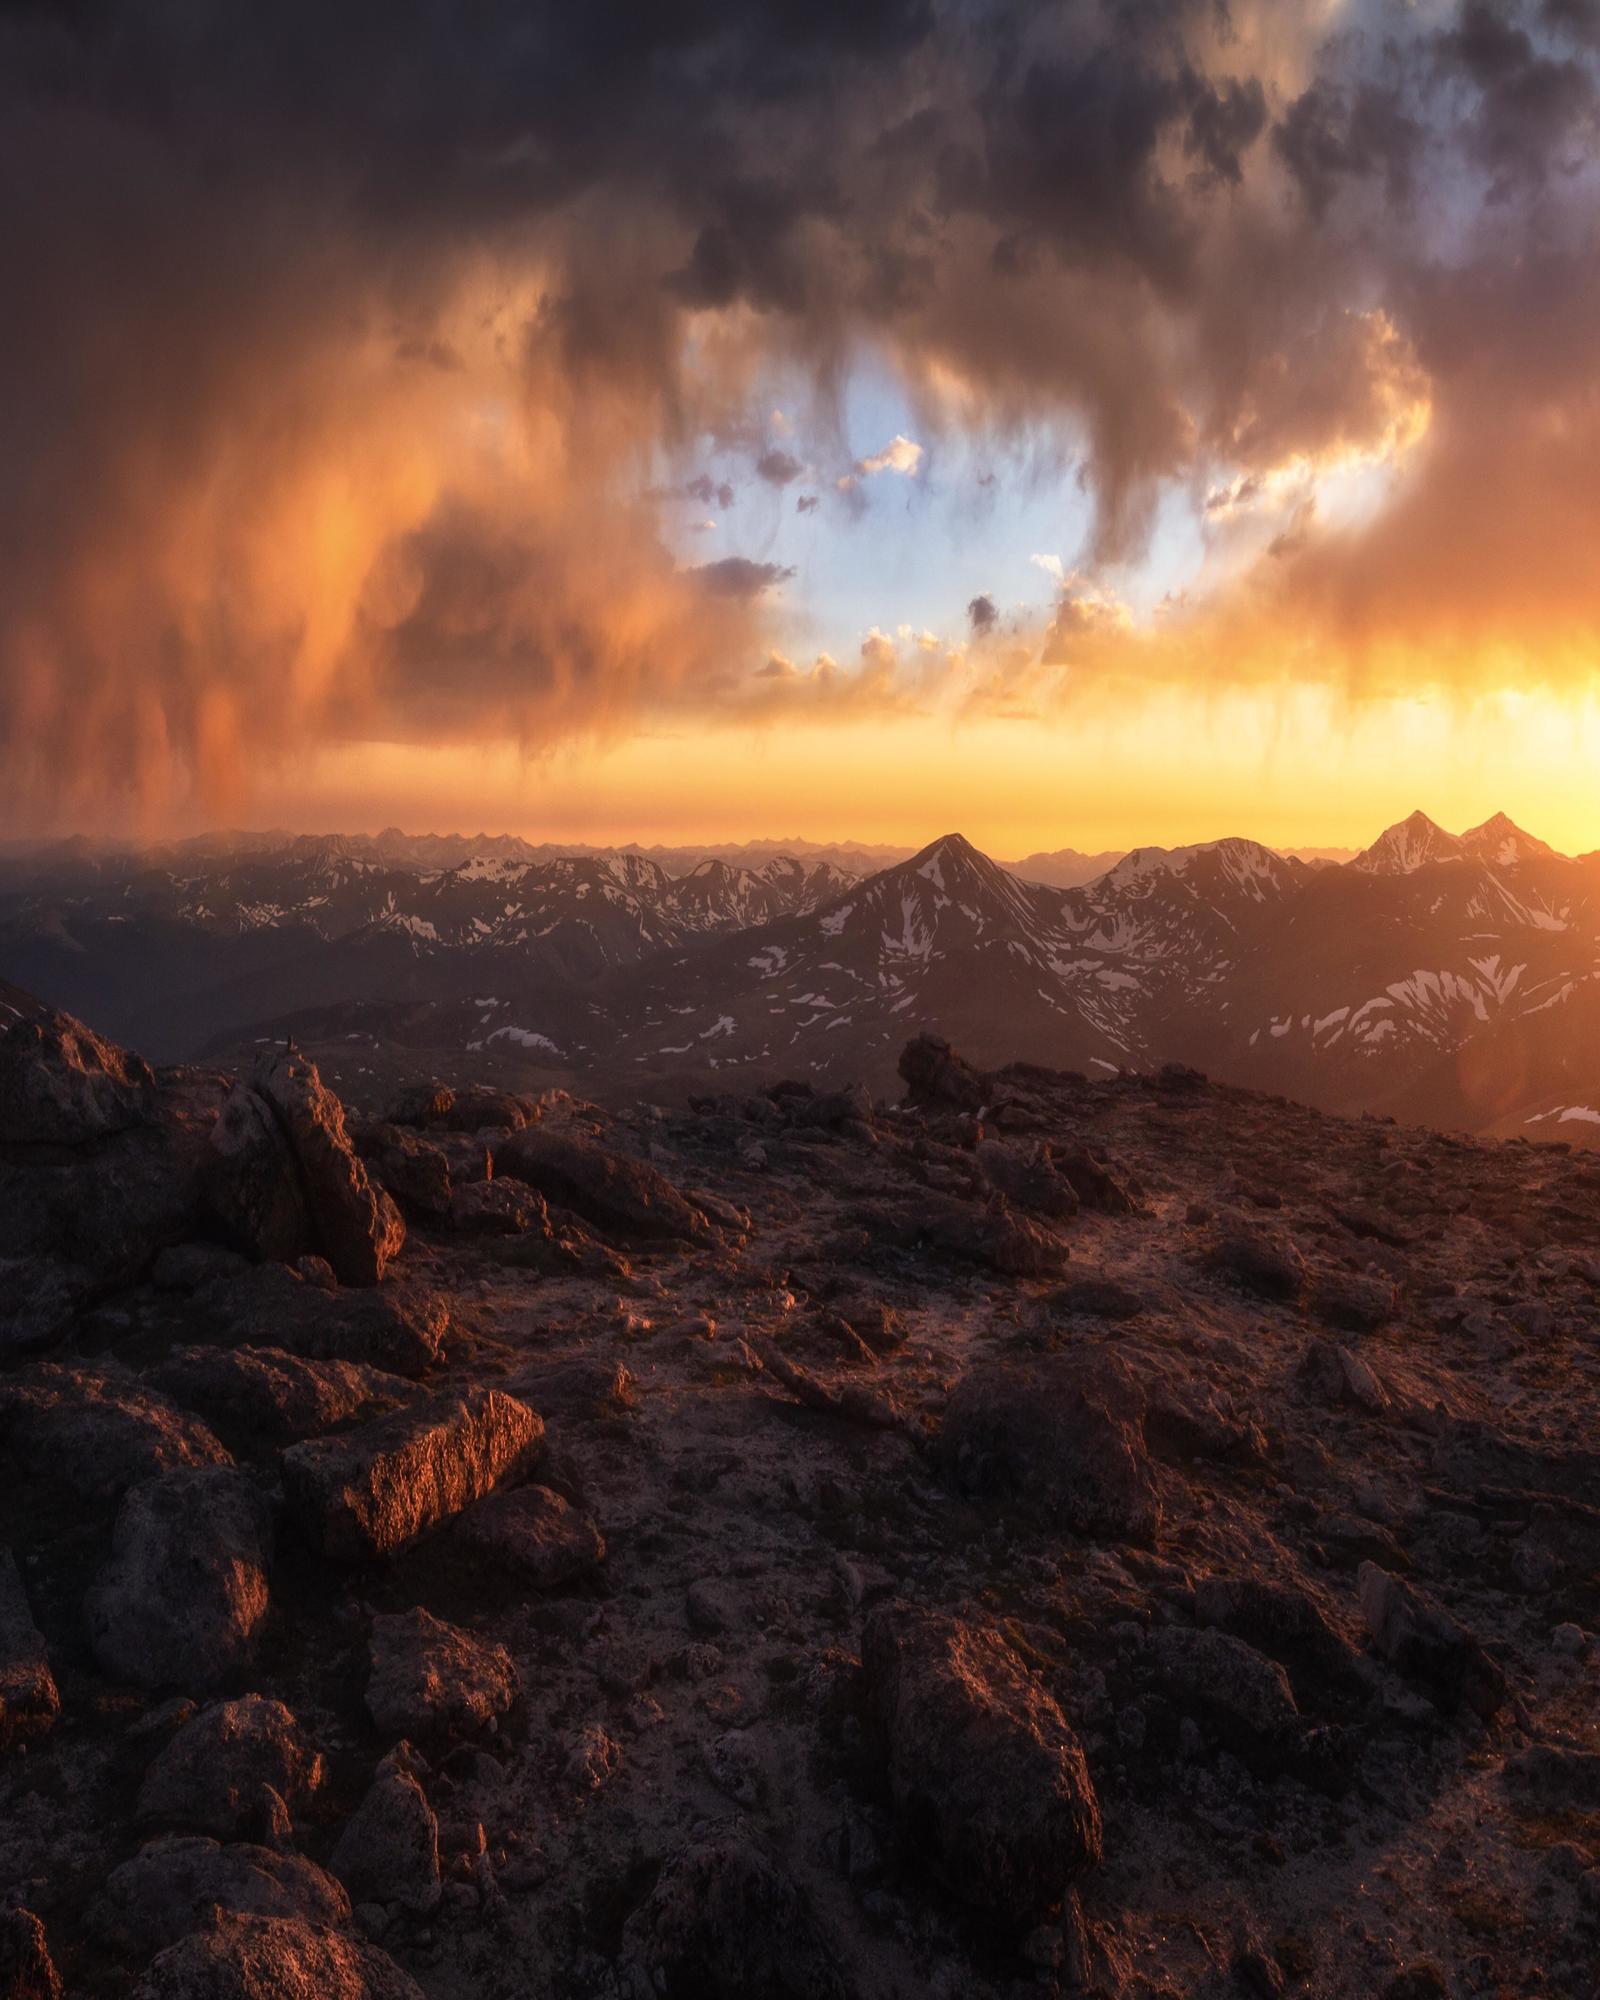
[137,1696,324,1839]
[1358,1563,1507,1719]
[975,1140,1079,1220]
[86,1469,273,1690]
[96,1837,349,1956]
[1299,1338,1391,1414]
[0,1908,62,2000]
[281,1389,540,1560]
[197,1265,448,1378]
[494,1130,715,1243]
[130,1913,422,2000]
[1192,1575,1363,1700]
[448,1177,548,1236]
[0,1548,59,1750]
[438,1085,541,1133]
[0,1000,154,1145]
[384,1082,457,1129]
[350,1123,452,1222]
[939,1353,1161,1543]
[1309,1269,1396,1334]
[620,1822,852,2000]
[1052,1143,1139,1215]
[0,1257,92,1363]
[205,1051,405,1286]
[328,1755,441,1915]
[452,1483,606,1588]
[365,1607,518,1739]
[0,1365,229,1503]
[855,1194,1070,1277]
[1148,1628,1301,1751]
[1205,1224,1306,1301]
[1048,1273,1144,1321]
[151,1346,420,1447]
[898,1034,990,1111]
[203,1082,317,1268]
[862,1604,1102,1927]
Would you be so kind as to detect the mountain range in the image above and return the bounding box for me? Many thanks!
[3,809,1598,1142]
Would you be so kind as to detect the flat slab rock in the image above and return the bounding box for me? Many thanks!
[366,1606,519,1738]
[196,1265,448,1379]
[495,1128,718,1243]
[130,1912,422,2000]
[281,1388,541,1560]
[0,1548,59,1750]
[151,1345,421,1446]
[452,1482,606,1588]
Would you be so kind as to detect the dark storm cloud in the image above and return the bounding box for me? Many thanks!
[6,0,1600,822]
[968,594,998,634]
[756,449,805,486]
[692,558,797,598]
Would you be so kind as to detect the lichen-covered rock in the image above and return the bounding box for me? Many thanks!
[494,1130,715,1243]
[130,1912,423,2000]
[0,1364,230,1503]
[137,1696,324,1839]
[452,1483,605,1588]
[620,1821,852,2000]
[365,1607,518,1739]
[281,1389,539,1560]
[1358,1563,1507,1718]
[938,1352,1161,1543]
[205,1051,404,1285]
[328,1755,441,1915]
[0,1907,62,2000]
[0,999,155,1145]
[96,1837,349,1956]
[862,1604,1102,1927]
[86,1469,272,1690]
[151,1346,420,1446]
[197,1265,448,1378]
[0,1548,58,1750]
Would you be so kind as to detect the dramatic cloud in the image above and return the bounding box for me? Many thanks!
[6,0,1600,828]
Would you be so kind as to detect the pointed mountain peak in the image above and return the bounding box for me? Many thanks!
[1458,812,1558,864]
[1349,810,1465,875]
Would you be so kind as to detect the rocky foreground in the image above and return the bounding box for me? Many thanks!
[2,991,1600,1998]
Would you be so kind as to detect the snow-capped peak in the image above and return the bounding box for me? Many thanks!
[1349,810,1465,876]
[1458,812,1557,867]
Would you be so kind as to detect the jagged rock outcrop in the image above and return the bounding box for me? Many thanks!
[203,1050,405,1285]
[151,1345,420,1445]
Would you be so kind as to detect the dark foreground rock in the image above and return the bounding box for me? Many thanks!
[130,1913,422,2000]
[495,1130,717,1243]
[136,1696,325,1839]
[95,1836,350,1956]
[938,1352,1161,1542]
[86,1469,273,1689]
[863,1604,1102,1928]
[365,1607,519,1739]
[0,1907,62,2000]
[620,1822,852,2000]
[0,1549,58,1749]
[452,1482,606,1588]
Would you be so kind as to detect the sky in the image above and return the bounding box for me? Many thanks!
[5,0,1600,854]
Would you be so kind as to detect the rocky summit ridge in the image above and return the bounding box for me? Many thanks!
[1,990,1600,1997]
